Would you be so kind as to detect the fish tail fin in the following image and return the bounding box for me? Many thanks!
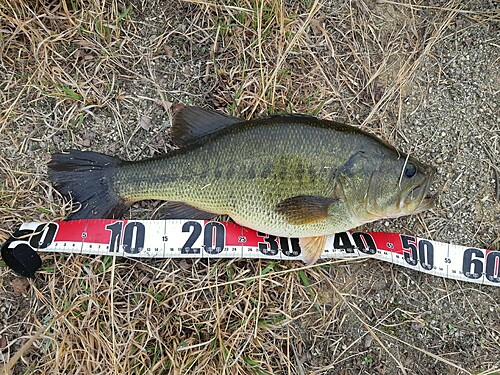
[48,149,129,220]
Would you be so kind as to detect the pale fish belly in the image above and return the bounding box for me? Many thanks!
[227,208,360,238]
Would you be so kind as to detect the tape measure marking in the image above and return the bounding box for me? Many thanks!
[1,219,499,286]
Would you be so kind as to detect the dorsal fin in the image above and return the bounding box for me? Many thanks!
[170,106,243,147]
[264,113,317,120]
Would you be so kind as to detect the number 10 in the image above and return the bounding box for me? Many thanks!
[105,221,146,254]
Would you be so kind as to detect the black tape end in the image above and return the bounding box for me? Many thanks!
[1,243,42,278]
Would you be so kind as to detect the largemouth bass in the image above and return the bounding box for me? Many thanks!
[49,106,435,264]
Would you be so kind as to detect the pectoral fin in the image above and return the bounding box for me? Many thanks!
[275,195,339,225]
[299,236,327,265]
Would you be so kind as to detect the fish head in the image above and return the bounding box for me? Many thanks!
[339,150,435,223]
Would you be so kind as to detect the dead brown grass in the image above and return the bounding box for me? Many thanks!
[1,0,499,374]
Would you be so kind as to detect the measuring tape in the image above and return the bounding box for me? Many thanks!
[1,219,499,286]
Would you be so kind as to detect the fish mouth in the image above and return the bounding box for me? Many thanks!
[401,172,435,213]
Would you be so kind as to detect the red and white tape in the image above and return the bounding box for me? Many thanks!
[2,219,499,286]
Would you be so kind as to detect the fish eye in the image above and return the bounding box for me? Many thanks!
[404,162,417,178]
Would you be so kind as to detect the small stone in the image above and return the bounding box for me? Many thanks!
[163,45,174,58]
[411,322,423,331]
[84,130,96,140]
[364,334,373,348]
[138,115,152,131]
[0,336,7,350]
[10,278,30,295]
[178,259,192,270]
[80,138,91,147]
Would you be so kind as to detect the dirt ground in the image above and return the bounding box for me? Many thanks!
[0,0,499,374]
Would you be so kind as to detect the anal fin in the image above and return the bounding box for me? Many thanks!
[299,236,327,265]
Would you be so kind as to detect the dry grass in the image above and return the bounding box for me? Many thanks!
[1,0,499,374]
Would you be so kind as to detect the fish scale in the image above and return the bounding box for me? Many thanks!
[114,122,337,233]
